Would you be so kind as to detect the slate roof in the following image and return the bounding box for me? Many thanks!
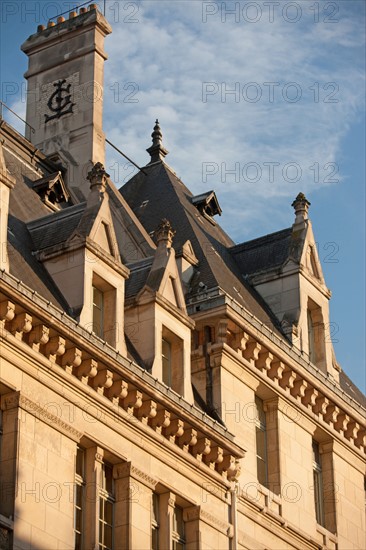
[3,139,72,310]
[339,371,366,409]
[230,227,293,277]
[120,161,283,334]
[125,259,153,300]
[27,203,85,251]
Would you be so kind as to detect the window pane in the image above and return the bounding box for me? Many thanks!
[93,286,104,337]
[256,428,266,460]
[257,456,267,487]
[162,339,172,386]
[105,500,113,525]
[76,447,84,477]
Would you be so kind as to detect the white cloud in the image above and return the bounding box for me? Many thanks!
[101,0,365,241]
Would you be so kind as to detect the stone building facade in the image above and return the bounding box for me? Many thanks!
[0,4,365,550]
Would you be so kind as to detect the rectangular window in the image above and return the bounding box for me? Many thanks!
[307,309,316,364]
[161,327,184,394]
[99,462,114,550]
[255,396,268,487]
[162,338,172,387]
[172,506,185,550]
[74,447,85,550]
[312,440,325,526]
[151,493,159,550]
[93,286,104,338]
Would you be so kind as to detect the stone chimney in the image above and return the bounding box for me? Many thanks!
[21,4,112,200]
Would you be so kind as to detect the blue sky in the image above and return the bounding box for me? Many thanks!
[0,0,365,391]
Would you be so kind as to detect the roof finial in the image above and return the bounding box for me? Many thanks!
[292,192,310,224]
[87,162,109,202]
[146,119,169,163]
[155,219,176,249]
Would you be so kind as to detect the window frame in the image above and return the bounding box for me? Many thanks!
[255,396,268,488]
[312,440,325,527]
[98,461,115,550]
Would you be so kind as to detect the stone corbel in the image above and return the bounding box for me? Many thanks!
[334,412,350,436]
[323,404,339,427]
[290,379,308,402]
[279,368,297,391]
[122,389,143,415]
[192,437,211,460]
[27,324,50,351]
[137,399,157,424]
[44,335,66,362]
[313,395,329,419]
[302,386,318,409]
[216,455,240,481]
[203,445,224,469]
[164,418,184,442]
[268,359,285,384]
[0,300,15,328]
[355,428,365,449]
[105,379,128,405]
[243,340,261,365]
[92,369,114,394]
[236,331,250,355]
[149,409,171,433]
[256,350,274,374]
[74,358,98,384]
[345,421,360,443]
[178,427,198,452]
[11,312,32,339]
[60,347,82,374]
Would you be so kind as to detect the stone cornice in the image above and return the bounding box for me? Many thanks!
[1,391,83,441]
[0,272,244,481]
[192,323,365,457]
[189,289,364,416]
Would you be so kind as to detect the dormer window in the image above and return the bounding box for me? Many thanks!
[92,286,104,338]
[161,327,184,394]
[32,171,70,211]
[307,299,326,370]
[162,338,172,387]
[92,274,117,346]
[191,191,222,224]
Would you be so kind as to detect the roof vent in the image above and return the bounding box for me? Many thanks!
[191,190,222,223]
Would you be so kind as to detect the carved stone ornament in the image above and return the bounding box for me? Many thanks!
[45,79,75,123]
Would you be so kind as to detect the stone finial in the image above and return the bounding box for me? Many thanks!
[87,162,109,204]
[146,119,169,163]
[155,219,176,248]
[292,192,311,224]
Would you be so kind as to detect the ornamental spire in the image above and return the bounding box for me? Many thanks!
[146,119,169,163]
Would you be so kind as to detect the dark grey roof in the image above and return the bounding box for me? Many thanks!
[339,370,366,409]
[27,203,85,251]
[230,228,293,277]
[120,161,283,334]
[125,259,153,299]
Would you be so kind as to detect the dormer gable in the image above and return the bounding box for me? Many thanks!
[124,219,194,403]
[141,219,186,312]
[235,193,339,382]
[32,171,70,211]
[28,162,129,353]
